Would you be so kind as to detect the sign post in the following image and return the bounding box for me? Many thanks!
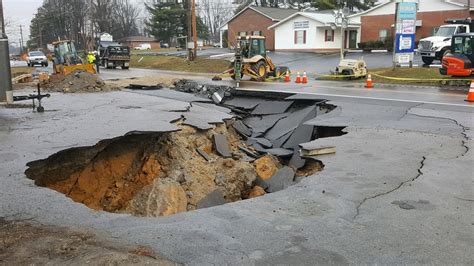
[393,0,418,68]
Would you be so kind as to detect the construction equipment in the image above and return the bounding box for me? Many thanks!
[418,18,473,65]
[440,33,473,79]
[335,58,367,79]
[213,36,288,86]
[51,40,96,77]
[13,83,50,113]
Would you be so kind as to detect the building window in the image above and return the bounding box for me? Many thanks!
[294,30,306,44]
[325,29,334,42]
[379,29,388,42]
[238,31,247,37]
[252,31,262,36]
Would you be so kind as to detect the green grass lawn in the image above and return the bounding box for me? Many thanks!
[130,55,230,73]
[317,67,471,86]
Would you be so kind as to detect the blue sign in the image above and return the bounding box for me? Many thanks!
[395,34,415,53]
[398,2,417,20]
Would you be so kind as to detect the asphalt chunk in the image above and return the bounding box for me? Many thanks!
[250,138,273,148]
[283,124,314,149]
[232,120,252,137]
[243,113,288,137]
[252,101,294,115]
[196,189,227,209]
[213,134,232,158]
[264,148,294,157]
[289,150,306,169]
[265,106,316,141]
[266,166,295,192]
[196,148,211,161]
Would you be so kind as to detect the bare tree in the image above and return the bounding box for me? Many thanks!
[112,0,140,38]
[198,0,233,42]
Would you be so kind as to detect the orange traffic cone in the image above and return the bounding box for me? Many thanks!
[466,80,474,102]
[302,71,308,84]
[284,70,291,82]
[295,72,301,83]
[365,74,373,88]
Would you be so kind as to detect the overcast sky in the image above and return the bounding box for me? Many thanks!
[3,0,146,46]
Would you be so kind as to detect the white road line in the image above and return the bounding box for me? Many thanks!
[240,88,474,108]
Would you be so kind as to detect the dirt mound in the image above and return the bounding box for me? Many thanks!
[25,122,322,217]
[0,218,175,265]
[44,70,118,93]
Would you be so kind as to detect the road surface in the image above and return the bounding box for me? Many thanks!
[1,69,472,265]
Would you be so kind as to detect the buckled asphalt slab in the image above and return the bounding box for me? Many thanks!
[0,84,472,264]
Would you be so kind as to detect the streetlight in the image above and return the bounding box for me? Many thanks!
[333,6,350,61]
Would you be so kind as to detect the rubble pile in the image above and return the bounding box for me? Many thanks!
[44,70,118,93]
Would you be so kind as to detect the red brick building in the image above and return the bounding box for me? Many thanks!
[221,6,297,51]
[117,36,161,49]
[349,0,473,44]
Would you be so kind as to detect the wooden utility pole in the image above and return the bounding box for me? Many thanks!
[0,0,13,103]
[187,0,193,60]
[19,25,23,52]
[192,0,197,60]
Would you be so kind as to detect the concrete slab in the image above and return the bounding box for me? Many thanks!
[0,85,473,265]
[282,124,314,149]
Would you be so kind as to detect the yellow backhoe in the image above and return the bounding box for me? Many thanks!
[213,36,288,87]
[52,40,96,77]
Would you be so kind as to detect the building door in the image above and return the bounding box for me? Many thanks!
[349,30,357,49]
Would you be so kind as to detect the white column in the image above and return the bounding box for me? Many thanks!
[219,30,223,48]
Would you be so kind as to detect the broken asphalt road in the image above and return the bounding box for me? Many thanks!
[0,84,472,264]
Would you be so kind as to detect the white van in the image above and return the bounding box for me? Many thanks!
[133,43,152,50]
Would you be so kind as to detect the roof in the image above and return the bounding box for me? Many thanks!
[349,0,473,18]
[269,11,361,29]
[118,36,158,42]
[448,0,474,7]
[218,6,298,30]
[251,6,299,21]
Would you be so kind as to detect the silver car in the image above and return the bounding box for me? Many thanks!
[27,50,48,67]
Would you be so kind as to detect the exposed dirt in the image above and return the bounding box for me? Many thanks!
[0,218,176,265]
[106,76,179,88]
[25,118,323,217]
[43,70,119,93]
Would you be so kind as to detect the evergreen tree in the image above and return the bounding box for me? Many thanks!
[146,1,209,45]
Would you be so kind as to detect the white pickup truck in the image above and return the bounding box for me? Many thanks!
[418,18,472,65]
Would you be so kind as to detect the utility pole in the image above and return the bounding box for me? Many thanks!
[187,0,193,61]
[39,26,43,49]
[192,0,197,60]
[0,0,13,103]
[19,25,23,52]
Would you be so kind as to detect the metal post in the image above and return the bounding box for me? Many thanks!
[19,25,23,52]
[0,0,13,103]
[340,24,344,60]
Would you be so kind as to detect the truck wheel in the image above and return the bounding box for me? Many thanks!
[422,57,434,65]
[45,62,48,67]
[252,61,267,81]
[439,49,450,63]
[122,66,129,70]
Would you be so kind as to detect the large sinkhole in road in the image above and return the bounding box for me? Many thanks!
[25,83,346,217]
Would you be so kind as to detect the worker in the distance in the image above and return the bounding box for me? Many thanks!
[87,51,97,74]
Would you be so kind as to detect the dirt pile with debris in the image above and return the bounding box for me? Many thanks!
[0,218,176,265]
[43,70,119,93]
[25,120,321,217]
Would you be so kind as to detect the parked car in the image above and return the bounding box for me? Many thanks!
[160,42,169,48]
[133,43,152,50]
[26,50,48,67]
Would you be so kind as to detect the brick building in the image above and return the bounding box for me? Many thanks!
[117,36,161,49]
[220,6,298,51]
[349,0,473,44]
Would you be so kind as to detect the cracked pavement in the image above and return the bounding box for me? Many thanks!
[0,86,473,264]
